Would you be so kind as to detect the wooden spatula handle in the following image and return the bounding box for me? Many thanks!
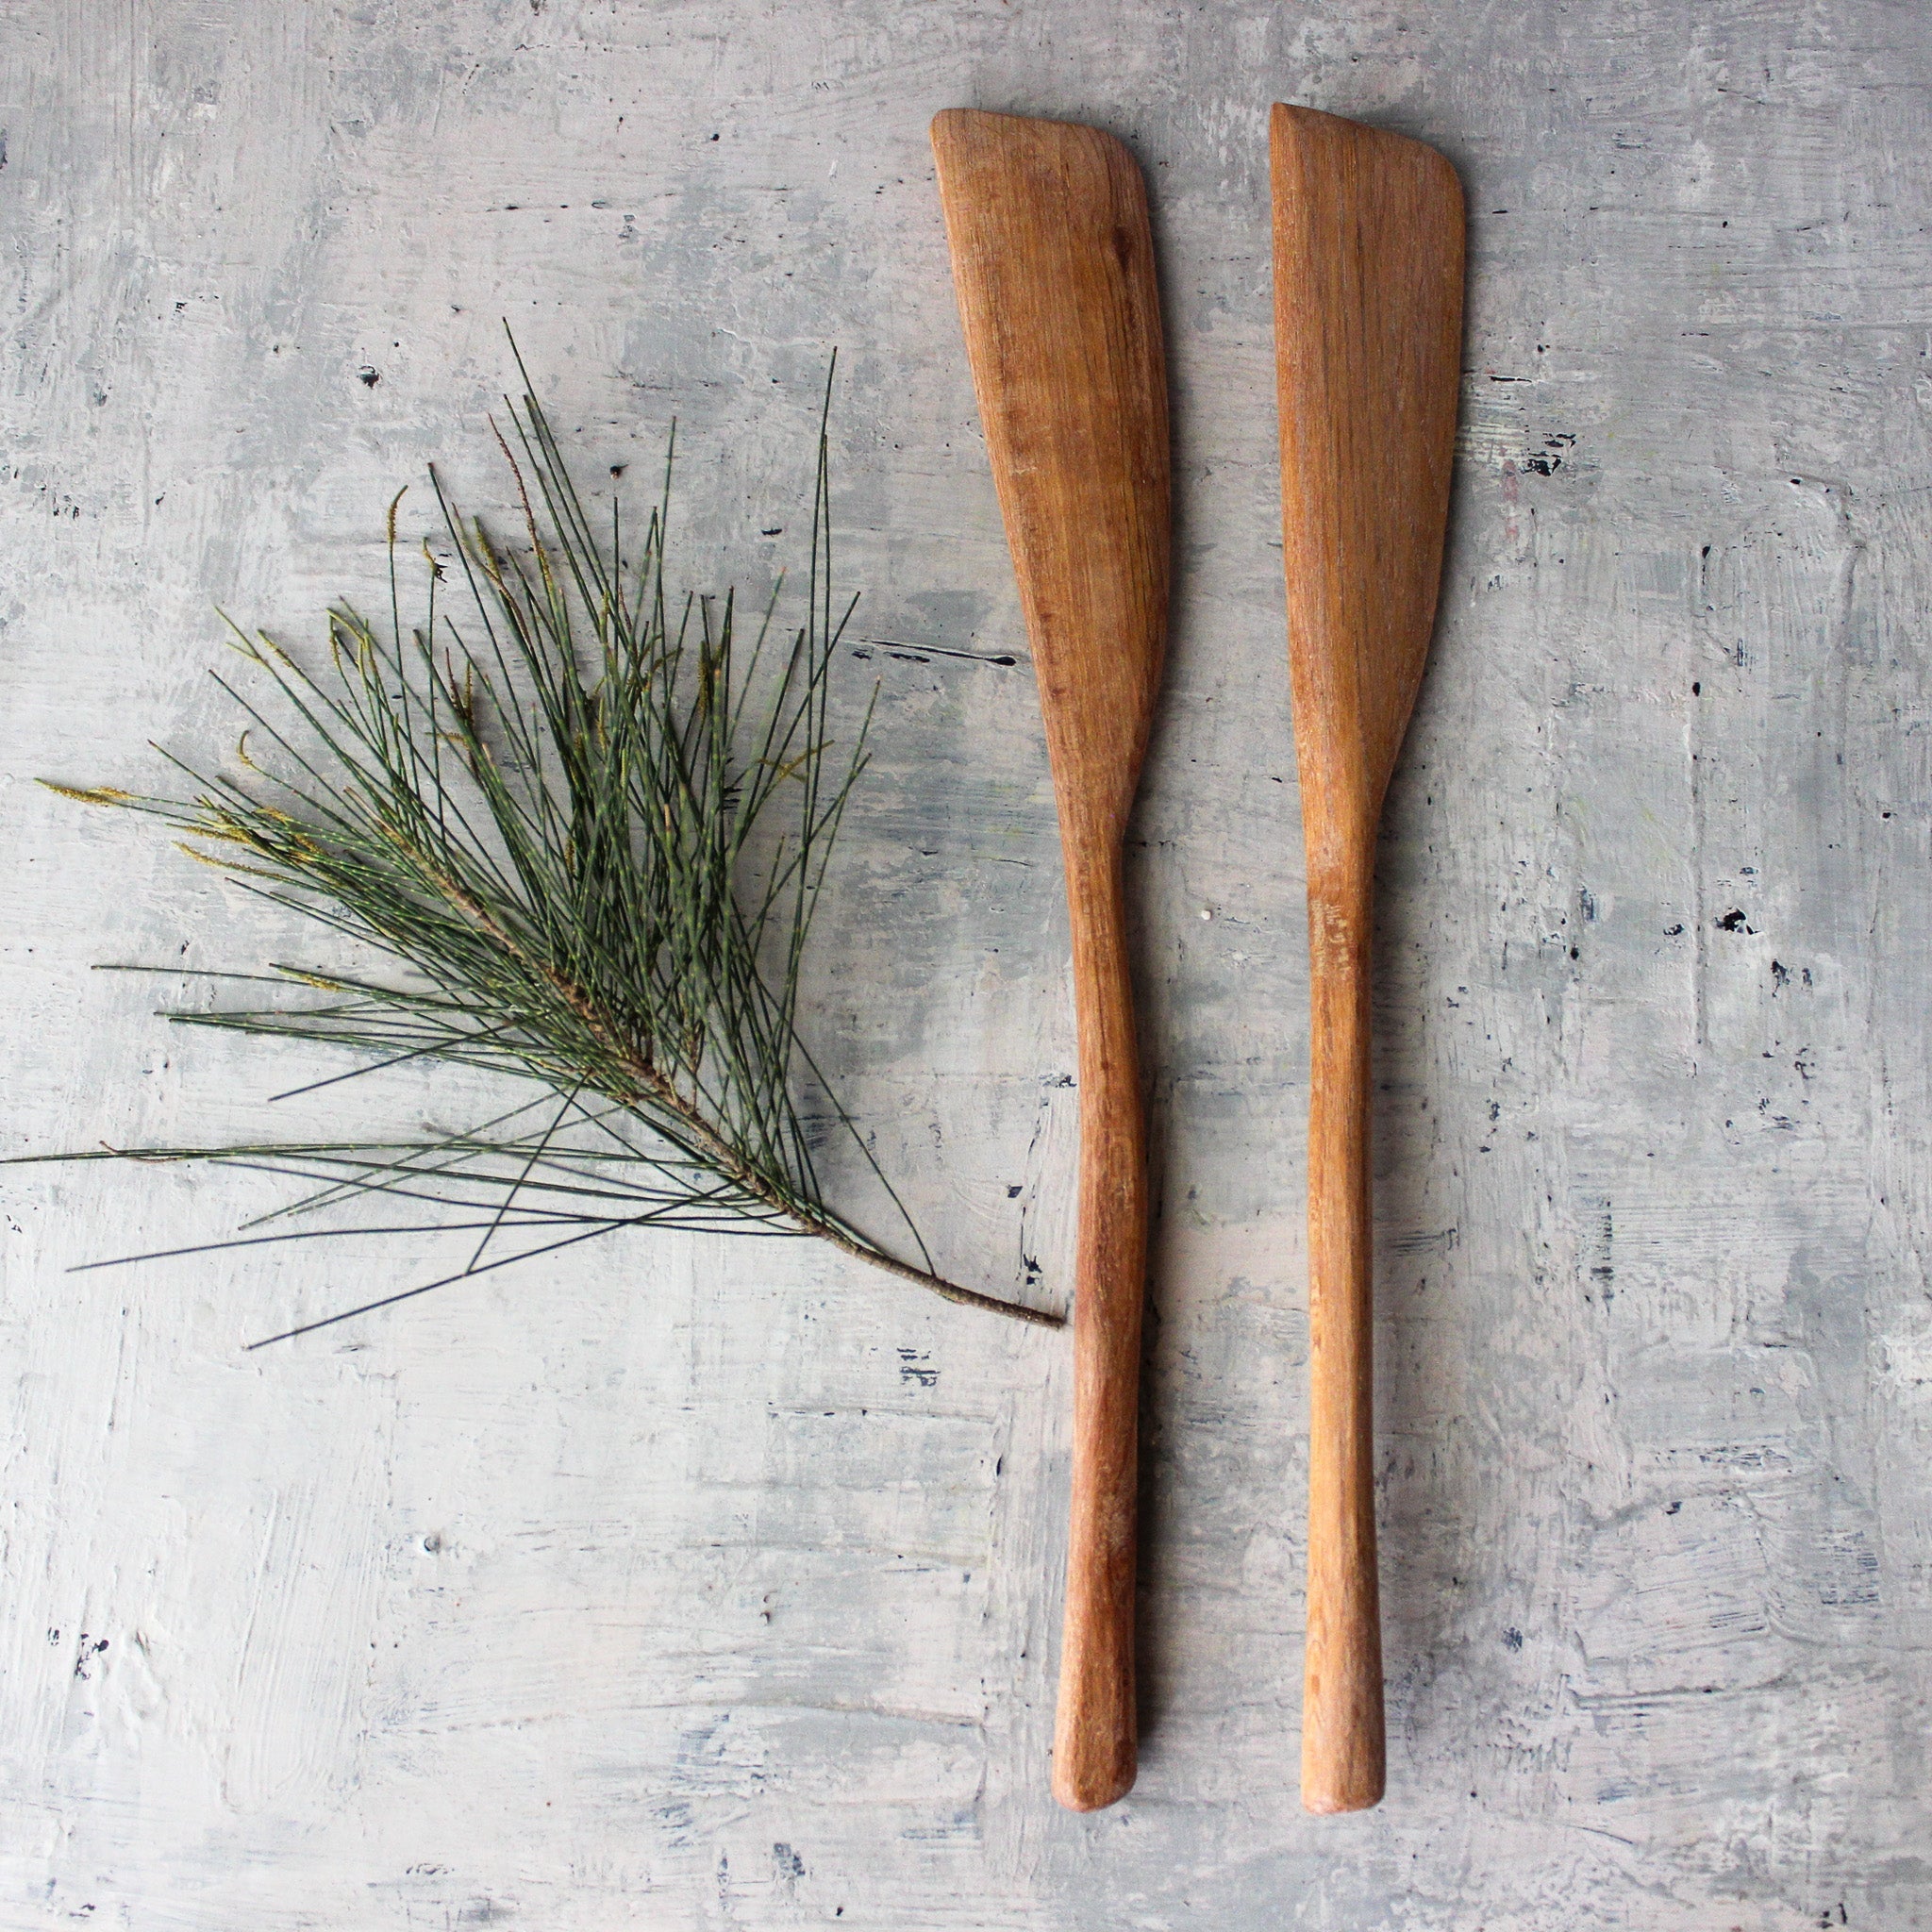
[1303,854,1383,1813]
[1055,846,1146,1810]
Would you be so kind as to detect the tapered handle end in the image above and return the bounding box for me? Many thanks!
[1052,1494,1139,1809]
[1052,1720,1137,1813]
[1051,1508,1140,1810]
[1303,1399,1384,1817]
[1303,1775,1384,1817]
[1300,1674,1386,1813]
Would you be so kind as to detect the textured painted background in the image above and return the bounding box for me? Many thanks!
[6,2,1931,1925]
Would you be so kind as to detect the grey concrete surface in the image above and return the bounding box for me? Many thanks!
[6,2,1931,1925]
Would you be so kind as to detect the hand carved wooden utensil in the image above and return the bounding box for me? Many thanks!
[1271,102,1465,1814]
[931,107,1170,1812]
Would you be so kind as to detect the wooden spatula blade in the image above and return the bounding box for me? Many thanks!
[931,109,1170,841]
[1274,104,1464,821]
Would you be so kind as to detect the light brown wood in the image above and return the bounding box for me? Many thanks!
[1271,102,1465,1815]
[931,107,1170,1813]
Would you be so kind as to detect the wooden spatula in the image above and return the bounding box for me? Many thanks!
[1271,103,1465,1815]
[931,107,1170,1813]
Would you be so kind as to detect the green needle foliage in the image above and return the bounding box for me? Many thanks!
[37,351,1057,1340]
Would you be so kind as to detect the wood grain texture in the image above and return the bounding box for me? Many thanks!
[1272,103,1465,1814]
[931,107,1170,1812]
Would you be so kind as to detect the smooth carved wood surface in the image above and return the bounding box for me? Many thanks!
[1271,103,1465,1816]
[931,108,1170,1814]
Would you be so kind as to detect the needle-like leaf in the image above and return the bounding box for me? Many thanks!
[30,348,1058,1336]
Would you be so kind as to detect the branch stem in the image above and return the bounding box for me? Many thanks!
[434,862,1060,1327]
